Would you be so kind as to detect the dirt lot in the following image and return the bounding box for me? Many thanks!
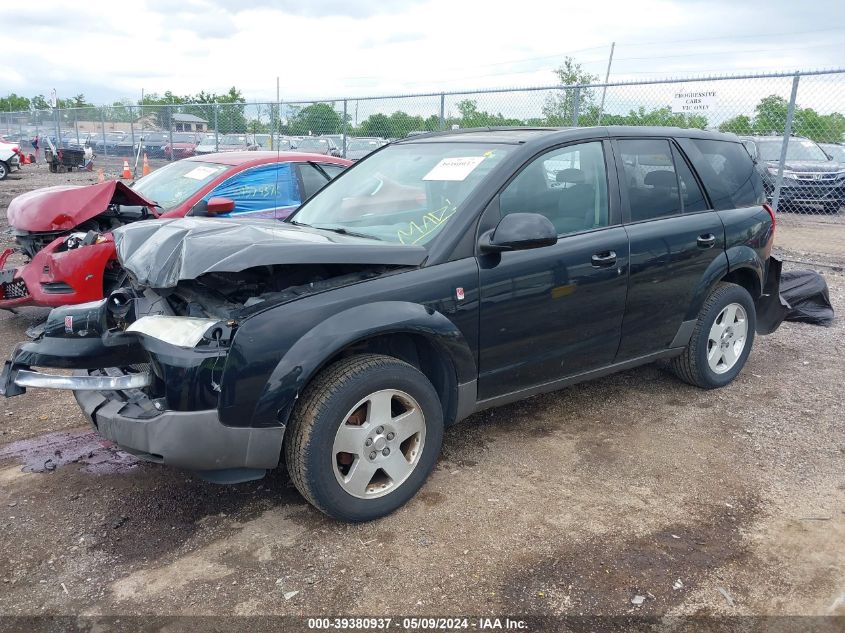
[0,166,843,627]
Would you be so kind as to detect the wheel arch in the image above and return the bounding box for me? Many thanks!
[682,248,764,323]
[250,301,477,430]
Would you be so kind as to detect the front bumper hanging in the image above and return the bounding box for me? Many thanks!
[0,362,153,395]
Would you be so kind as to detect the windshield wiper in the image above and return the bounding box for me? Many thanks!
[310,225,383,241]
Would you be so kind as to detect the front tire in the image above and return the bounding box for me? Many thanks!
[0,161,8,180]
[284,354,444,522]
[670,282,756,389]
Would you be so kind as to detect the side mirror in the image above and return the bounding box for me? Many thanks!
[479,213,557,253]
[205,197,236,214]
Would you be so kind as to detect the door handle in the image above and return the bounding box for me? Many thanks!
[591,251,617,267]
[697,233,717,248]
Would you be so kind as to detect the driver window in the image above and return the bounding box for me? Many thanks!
[500,141,609,236]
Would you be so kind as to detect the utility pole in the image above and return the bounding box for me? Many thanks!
[597,42,615,126]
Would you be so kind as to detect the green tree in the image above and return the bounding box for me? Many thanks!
[0,93,31,112]
[30,95,50,111]
[793,108,845,143]
[454,99,524,128]
[719,114,753,135]
[357,112,391,137]
[287,103,343,135]
[542,57,599,125]
[752,95,789,135]
[599,106,707,129]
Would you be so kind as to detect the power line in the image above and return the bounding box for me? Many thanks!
[339,29,845,86]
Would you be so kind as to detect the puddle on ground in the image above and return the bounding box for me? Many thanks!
[0,429,138,474]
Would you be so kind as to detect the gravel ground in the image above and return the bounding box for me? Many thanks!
[0,166,843,626]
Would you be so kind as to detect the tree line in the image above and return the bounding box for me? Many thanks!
[3,59,843,142]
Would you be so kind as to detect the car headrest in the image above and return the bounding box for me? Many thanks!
[644,170,677,188]
[556,168,585,184]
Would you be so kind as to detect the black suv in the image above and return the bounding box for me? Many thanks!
[741,135,845,213]
[1,127,782,522]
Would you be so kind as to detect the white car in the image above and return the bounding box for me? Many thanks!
[0,141,22,180]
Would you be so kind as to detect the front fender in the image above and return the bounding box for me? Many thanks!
[246,301,476,429]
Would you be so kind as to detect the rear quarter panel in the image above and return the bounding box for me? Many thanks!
[719,205,773,295]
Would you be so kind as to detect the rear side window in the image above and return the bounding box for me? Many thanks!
[671,145,708,213]
[686,139,764,209]
[298,163,331,200]
[618,139,682,222]
[318,163,345,179]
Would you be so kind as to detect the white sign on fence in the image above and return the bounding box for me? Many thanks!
[671,90,717,114]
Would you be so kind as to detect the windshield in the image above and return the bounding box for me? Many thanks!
[349,139,382,151]
[131,160,228,210]
[821,144,845,162]
[298,138,328,150]
[290,142,512,245]
[142,133,167,142]
[172,133,196,143]
[221,134,247,145]
[757,139,829,162]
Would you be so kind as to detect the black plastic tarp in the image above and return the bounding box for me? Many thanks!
[781,270,834,325]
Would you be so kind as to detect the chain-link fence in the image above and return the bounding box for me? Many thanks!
[2,69,844,261]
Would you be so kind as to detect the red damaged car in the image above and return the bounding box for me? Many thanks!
[0,151,350,309]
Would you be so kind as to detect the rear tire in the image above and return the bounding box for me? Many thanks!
[670,282,756,389]
[284,354,444,522]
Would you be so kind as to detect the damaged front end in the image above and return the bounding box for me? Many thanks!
[0,286,281,481]
[0,216,424,481]
[1,181,157,309]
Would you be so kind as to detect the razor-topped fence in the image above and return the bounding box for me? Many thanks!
[2,69,844,263]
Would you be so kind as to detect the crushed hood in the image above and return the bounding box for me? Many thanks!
[7,180,157,232]
[114,217,428,288]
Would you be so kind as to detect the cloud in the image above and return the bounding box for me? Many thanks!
[182,0,428,18]
[1,0,843,110]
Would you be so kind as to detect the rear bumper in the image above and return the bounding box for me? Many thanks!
[73,381,284,472]
[755,256,786,335]
[0,235,116,309]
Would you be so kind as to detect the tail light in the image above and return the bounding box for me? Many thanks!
[763,202,776,232]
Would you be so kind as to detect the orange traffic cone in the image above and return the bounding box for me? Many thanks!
[142,153,151,176]
[97,168,105,183]
[122,159,131,179]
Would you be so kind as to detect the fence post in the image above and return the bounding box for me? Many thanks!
[214,104,219,151]
[269,102,275,150]
[129,108,136,177]
[74,117,80,149]
[168,105,174,162]
[55,107,61,148]
[439,93,445,131]
[342,99,348,158]
[571,86,581,127]
[771,73,801,215]
[100,109,108,160]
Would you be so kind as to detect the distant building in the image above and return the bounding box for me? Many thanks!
[171,113,208,132]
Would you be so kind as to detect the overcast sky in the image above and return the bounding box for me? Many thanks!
[1,0,843,104]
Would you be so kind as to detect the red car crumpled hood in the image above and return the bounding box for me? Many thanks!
[6,180,157,232]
